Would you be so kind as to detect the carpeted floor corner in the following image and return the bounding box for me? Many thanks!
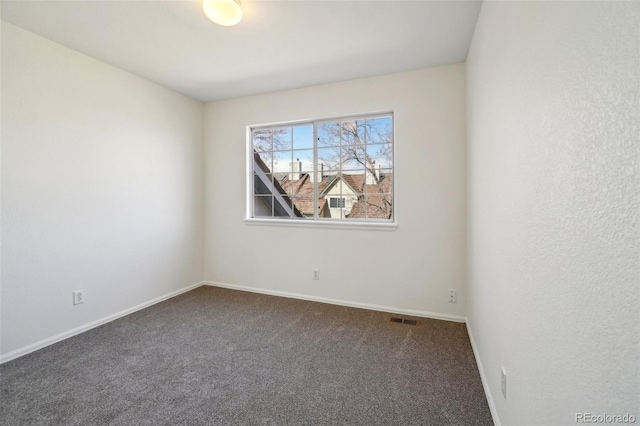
[0,286,493,425]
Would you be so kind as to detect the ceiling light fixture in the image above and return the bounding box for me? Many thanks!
[202,0,243,27]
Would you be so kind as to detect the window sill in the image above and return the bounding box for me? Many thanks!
[244,218,398,231]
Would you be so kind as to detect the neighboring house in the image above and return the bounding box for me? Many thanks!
[276,161,392,220]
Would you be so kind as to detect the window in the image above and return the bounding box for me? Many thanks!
[329,197,346,209]
[250,113,394,223]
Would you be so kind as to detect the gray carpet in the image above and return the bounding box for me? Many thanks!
[0,286,493,425]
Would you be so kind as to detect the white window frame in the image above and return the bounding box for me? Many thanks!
[245,112,397,230]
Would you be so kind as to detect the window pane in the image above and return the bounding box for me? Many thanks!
[293,149,314,178]
[318,147,340,174]
[378,168,393,194]
[364,170,392,194]
[318,122,341,147]
[366,143,393,169]
[340,119,366,147]
[293,124,313,150]
[253,173,274,196]
[273,151,293,175]
[364,194,393,219]
[341,145,366,173]
[272,195,295,218]
[365,117,393,144]
[291,195,313,217]
[253,150,273,174]
[346,197,366,219]
[253,195,273,217]
[272,127,292,151]
[278,173,297,196]
[253,130,272,152]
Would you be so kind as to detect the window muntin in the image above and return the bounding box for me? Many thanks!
[250,113,393,223]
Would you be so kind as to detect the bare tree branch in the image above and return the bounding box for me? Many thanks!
[253,128,290,171]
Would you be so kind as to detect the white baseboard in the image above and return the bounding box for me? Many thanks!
[466,320,500,426]
[0,281,206,364]
[203,281,467,323]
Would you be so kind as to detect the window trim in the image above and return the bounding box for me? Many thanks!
[246,111,396,229]
[244,217,398,231]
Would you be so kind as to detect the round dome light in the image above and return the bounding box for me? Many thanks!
[202,0,243,27]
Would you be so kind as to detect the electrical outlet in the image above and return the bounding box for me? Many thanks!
[313,269,320,280]
[501,367,507,399]
[73,290,84,305]
[448,289,456,303]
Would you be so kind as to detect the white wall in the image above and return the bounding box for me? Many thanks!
[466,2,639,425]
[1,23,205,359]
[204,64,467,320]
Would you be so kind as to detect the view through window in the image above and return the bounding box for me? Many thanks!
[251,113,393,222]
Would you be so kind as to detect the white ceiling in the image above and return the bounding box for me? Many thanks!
[1,0,482,102]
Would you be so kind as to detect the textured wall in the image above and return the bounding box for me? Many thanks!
[467,1,639,424]
[204,64,468,320]
[1,23,205,357]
